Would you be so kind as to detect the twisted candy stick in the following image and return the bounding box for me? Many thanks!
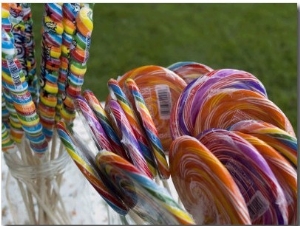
[57,3,81,123]
[22,3,38,105]
[229,119,297,168]
[74,96,113,151]
[56,120,129,215]
[234,131,297,225]
[61,5,93,124]
[2,124,17,154]
[169,135,251,225]
[96,150,195,225]
[2,30,48,155]
[82,90,128,160]
[194,89,295,137]
[167,61,213,84]
[198,129,288,225]
[105,99,152,178]
[124,79,170,179]
[38,3,63,140]
[108,78,156,177]
[117,65,187,152]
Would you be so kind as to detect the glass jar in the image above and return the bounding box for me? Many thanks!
[3,135,95,225]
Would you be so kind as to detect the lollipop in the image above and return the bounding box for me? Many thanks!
[105,99,152,178]
[82,90,128,160]
[197,129,288,224]
[193,89,295,137]
[2,29,48,155]
[229,119,297,168]
[170,68,269,139]
[234,131,297,225]
[2,124,16,153]
[169,135,251,224]
[108,78,156,177]
[167,61,213,84]
[124,78,170,179]
[56,120,129,215]
[96,150,195,225]
[74,95,113,152]
[117,65,187,152]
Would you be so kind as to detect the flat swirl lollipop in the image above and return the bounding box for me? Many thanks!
[229,119,297,168]
[197,129,288,224]
[169,135,251,224]
[124,78,170,179]
[194,89,295,137]
[82,90,128,160]
[56,120,129,215]
[234,131,297,225]
[167,61,213,84]
[105,99,152,178]
[96,150,195,225]
[74,96,113,152]
[108,78,156,177]
[116,65,187,152]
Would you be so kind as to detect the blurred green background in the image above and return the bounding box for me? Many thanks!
[31,3,297,132]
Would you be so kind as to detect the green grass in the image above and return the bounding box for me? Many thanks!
[30,3,297,132]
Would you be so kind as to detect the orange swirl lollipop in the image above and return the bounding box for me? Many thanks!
[117,65,187,152]
[234,131,297,225]
[194,89,295,137]
[169,135,251,224]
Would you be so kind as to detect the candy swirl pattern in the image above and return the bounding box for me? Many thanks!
[169,135,251,225]
[197,129,288,224]
[96,150,195,225]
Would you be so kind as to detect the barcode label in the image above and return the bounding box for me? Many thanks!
[155,85,171,119]
[247,191,269,220]
[7,59,22,90]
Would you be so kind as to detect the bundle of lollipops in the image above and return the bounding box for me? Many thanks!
[2,3,297,225]
[58,62,297,225]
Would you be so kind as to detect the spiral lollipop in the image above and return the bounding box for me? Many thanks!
[229,119,297,168]
[169,135,251,224]
[108,78,157,177]
[2,124,16,154]
[234,131,297,224]
[197,129,288,224]
[74,95,113,152]
[61,4,93,124]
[105,99,152,178]
[194,89,295,137]
[167,61,213,84]
[2,30,48,155]
[56,120,129,215]
[82,90,128,160]
[96,150,195,225]
[124,78,170,179]
[117,65,187,152]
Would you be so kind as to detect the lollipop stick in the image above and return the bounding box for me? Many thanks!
[128,210,146,225]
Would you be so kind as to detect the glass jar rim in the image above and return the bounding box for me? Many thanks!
[4,149,70,180]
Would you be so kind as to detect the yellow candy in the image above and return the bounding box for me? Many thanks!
[44,16,64,35]
[76,7,93,36]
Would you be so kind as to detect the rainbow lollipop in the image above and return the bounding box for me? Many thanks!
[169,135,251,224]
[194,89,295,137]
[74,95,113,152]
[96,150,195,225]
[105,99,152,178]
[82,90,128,160]
[234,131,297,224]
[197,129,288,224]
[124,78,170,179]
[108,78,157,177]
[229,119,297,168]
[167,61,213,84]
[56,120,129,215]
[117,65,187,152]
